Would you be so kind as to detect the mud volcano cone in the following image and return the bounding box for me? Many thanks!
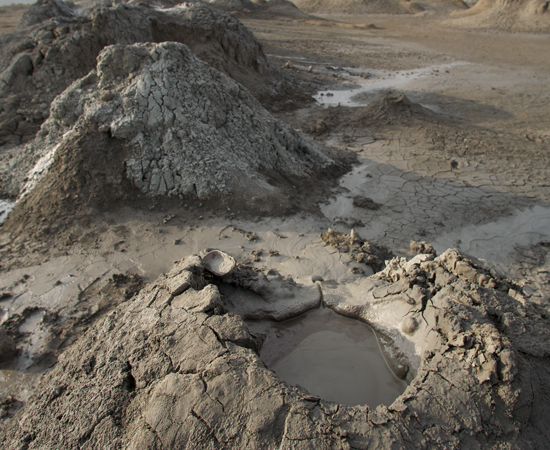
[0,0,309,154]
[3,42,342,235]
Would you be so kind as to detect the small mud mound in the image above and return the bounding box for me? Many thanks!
[417,0,470,11]
[352,90,438,126]
[305,90,440,136]
[205,0,261,12]
[0,0,309,151]
[410,240,437,256]
[252,0,313,17]
[2,251,550,448]
[2,42,343,236]
[447,0,550,31]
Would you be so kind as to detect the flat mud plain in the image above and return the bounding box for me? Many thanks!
[1,2,550,448]
[247,11,550,297]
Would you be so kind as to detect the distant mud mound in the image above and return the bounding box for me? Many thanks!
[2,250,550,448]
[0,0,308,150]
[2,42,340,235]
[307,90,439,136]
[291,0,427,14]
[447,0,550,31]
[417,0,470,12]
[352,90,438,125]
[206,0,312,18]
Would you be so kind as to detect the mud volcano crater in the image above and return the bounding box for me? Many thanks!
[246,306,408,407]
[207,261,408,408]
[3,251,550,449]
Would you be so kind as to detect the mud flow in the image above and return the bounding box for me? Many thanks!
[247,306,407,407]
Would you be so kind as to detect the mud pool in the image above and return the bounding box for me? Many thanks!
[247,307,407,407]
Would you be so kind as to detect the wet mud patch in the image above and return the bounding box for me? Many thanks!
[313,64,467,107]
[0,272,145,422]
[0,307,56,420]
[247,306,407,407]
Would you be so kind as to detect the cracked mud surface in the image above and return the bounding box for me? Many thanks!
[2,252,550,449]
[1,2,550,448]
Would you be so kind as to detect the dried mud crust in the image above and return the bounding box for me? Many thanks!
[286,90,550,201]
[209,262,322,320]
[2,252,550,448]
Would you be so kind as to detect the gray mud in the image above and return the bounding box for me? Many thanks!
[247,306,407,407]
[2,252,550,449]
[0,199,13,225]
[1,1,550,448]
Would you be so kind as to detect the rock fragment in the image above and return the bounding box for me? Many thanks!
[410,240,436,256]
[353,195,381,210]
[320,228,393,272]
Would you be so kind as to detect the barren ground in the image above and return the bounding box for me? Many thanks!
[1,4,550,430]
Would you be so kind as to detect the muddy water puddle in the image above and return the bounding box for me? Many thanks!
[313,62,467,107]
[247,307,407,407]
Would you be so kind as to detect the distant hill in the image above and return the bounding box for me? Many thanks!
[447,0,550,31]
[289,0,468,15]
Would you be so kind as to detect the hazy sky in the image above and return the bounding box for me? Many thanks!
[0,0,35,6]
